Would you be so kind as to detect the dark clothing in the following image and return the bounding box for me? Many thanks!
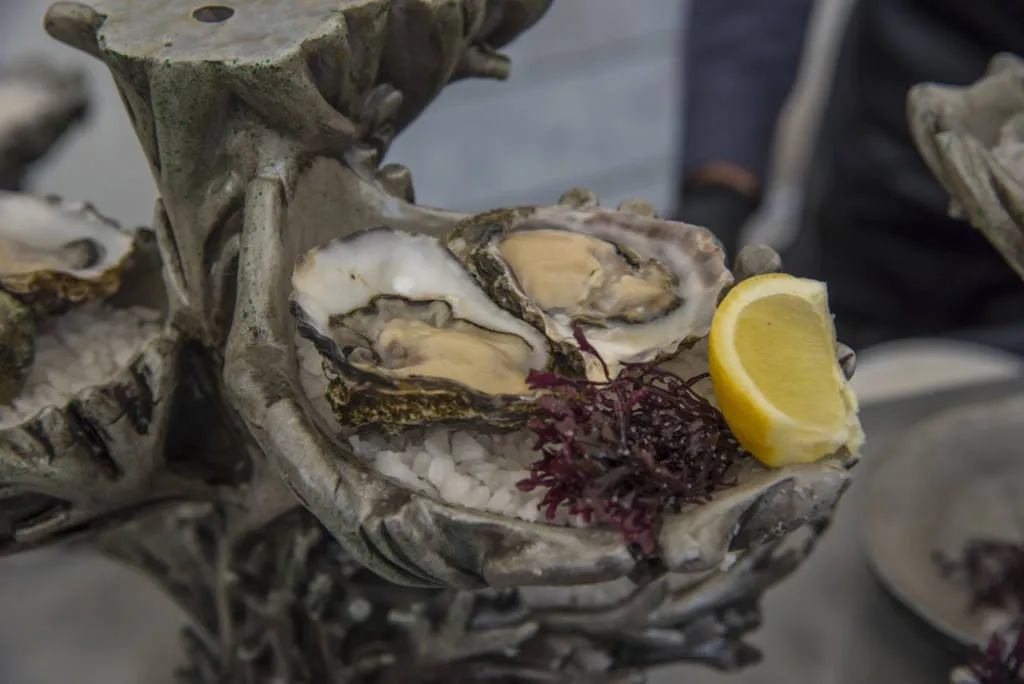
[682,0,816,185]
[681,0,1024,351]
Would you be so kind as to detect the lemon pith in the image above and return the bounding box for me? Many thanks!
[708,273,863,467]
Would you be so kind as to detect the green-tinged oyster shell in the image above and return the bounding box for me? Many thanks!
[445,206,734,381]
[290,227,555,432]
[322,374,533,435]
[0,289,34,404]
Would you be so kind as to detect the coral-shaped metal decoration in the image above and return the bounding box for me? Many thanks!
[908,52,1024,279]
[0,1,860,681]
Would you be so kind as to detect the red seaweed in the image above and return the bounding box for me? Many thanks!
[936,539,1024,616]
[517,328,747,553]
[966,623,1024,684]
[936,540,1024,682]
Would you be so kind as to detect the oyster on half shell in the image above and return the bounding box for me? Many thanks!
[291,227,554,432]
[0,192,135,314]
[445,206,733,380]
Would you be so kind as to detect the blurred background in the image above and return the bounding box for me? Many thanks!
[1,0,851,238]
[1,0,1023,683]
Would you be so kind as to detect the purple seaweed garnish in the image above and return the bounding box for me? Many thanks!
[517,328,747,553]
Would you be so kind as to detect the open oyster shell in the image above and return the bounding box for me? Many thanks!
[0,198,181,552]
[0,192,136,315]
[290,227,553,431]
[225,161,854,589]
[445,206,733,380]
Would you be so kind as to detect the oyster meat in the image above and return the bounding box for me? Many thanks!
[445,206,733,380]
[0,192,135,314]
[291,227,553,431]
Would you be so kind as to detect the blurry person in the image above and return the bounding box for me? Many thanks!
[674,0,1024,351]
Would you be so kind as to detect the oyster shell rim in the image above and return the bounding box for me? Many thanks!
[0,192,138,314]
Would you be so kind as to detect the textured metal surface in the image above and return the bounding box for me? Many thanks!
[908,52,1024,279]
[104,496,835,683]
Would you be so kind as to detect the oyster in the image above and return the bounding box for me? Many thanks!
[291,227,553,431]
[0,192,135,314]
[445,206,733,380]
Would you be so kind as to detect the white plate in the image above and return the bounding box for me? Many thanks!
[862,392,1024,647]
[852,338,1024,405]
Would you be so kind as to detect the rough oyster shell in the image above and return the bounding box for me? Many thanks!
[445,206,733,380]
[0,192,136,314]
[290,227,553,432]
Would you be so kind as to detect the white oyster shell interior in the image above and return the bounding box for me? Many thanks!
[291,228,551,396]
[0,192,133,279]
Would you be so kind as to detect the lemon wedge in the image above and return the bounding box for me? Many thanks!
[708,273,864,467]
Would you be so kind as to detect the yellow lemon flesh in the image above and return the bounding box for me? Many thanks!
[708,273,864,467]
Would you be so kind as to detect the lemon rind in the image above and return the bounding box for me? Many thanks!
[710,273,864,465]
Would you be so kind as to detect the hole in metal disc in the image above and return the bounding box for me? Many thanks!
[192,5,234,22]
